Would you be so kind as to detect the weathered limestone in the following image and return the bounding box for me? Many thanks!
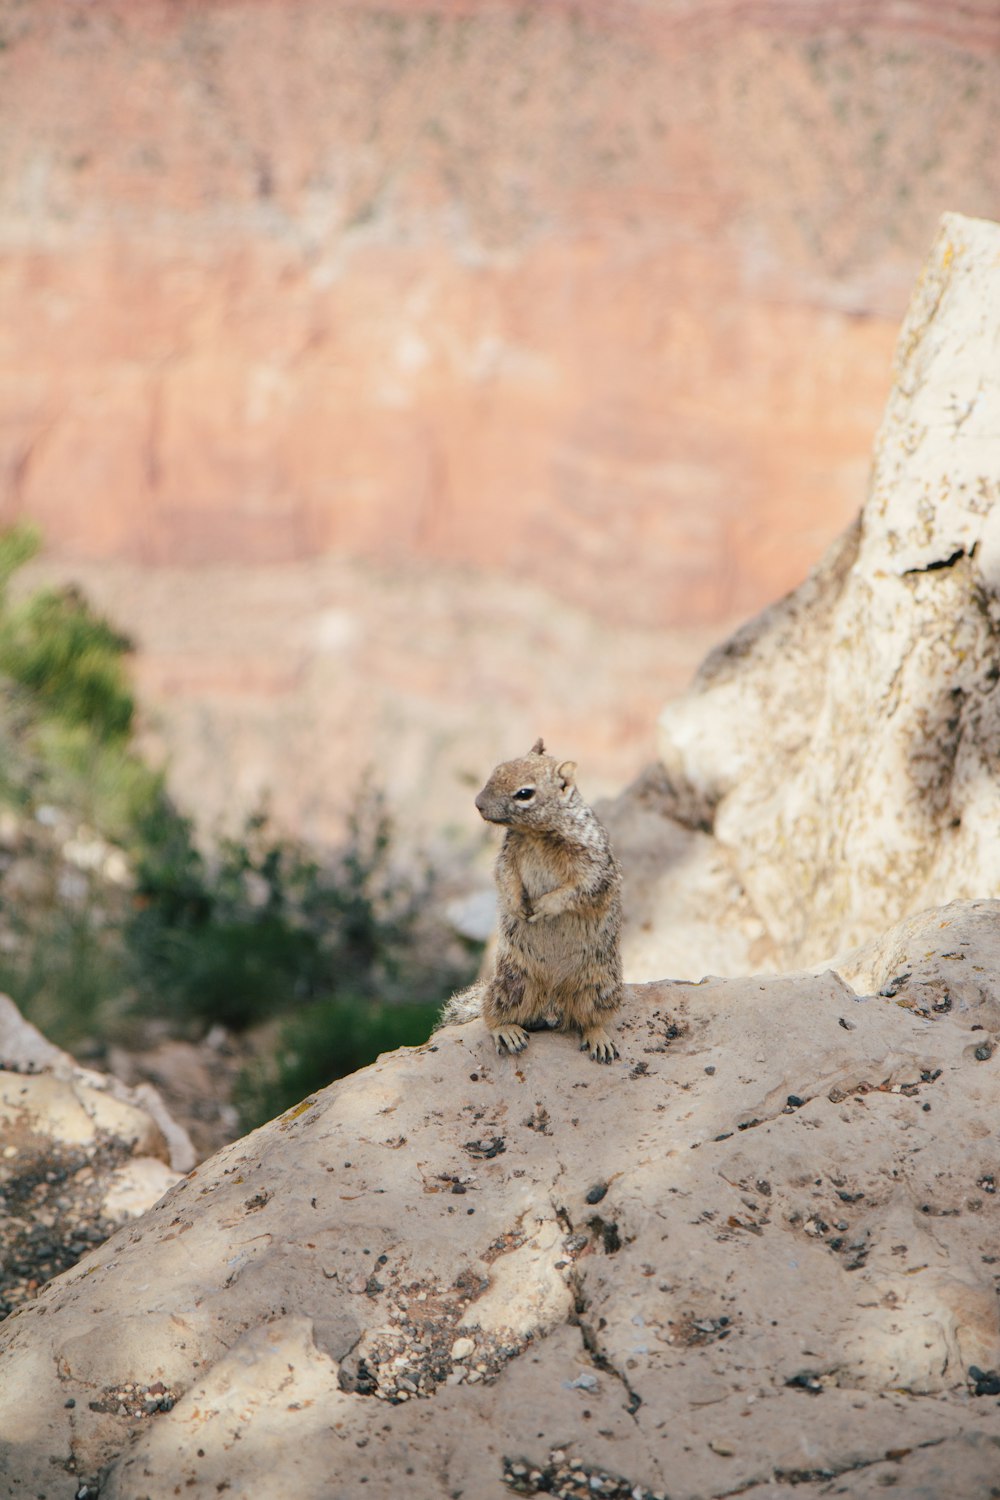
[0,994,195,1176]
[1,901,999,1498]
[0,994,193,1326]
[633,212,1000,976]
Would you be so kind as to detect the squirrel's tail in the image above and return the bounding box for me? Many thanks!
[435,982,485,1030]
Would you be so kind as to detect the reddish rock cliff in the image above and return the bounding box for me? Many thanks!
[2,0,999,627]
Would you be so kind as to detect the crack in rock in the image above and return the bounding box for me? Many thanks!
[902,545,973,576]
[711,1434,948,1497]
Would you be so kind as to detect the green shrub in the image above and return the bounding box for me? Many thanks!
[0,584,135,742]
[0,526,479,1117]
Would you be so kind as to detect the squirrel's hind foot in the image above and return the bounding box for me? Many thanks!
[492,1023,529,1056]
[580,1026,618,1064]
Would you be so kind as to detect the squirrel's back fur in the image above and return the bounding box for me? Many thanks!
[439,739,623,1062]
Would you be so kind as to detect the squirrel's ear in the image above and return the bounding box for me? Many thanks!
[529,737,545,756]
[557,760,577,790]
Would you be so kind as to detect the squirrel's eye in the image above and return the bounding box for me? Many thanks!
[513,786,535,801]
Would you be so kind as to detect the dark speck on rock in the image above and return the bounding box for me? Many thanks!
[969,1366,1000,1396]
[786,1371,824,1394]
[585,1183,608,1205]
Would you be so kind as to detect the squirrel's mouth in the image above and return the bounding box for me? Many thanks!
[475,792,510,824]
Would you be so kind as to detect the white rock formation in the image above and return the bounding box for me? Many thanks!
[0,993,195,1175]
[626,211,1000,976]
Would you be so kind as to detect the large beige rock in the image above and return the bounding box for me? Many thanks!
[633,212,1000,977]
[1,900,999,1499]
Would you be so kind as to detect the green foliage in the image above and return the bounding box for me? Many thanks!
[0,524,477,1120]
[0,527,161,838]
[0,585,135,741]
[127,788,469,1123]
[0,523,41,601]
[0,891,129,1050]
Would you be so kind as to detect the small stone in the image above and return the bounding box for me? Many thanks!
[709,1439,734,1456]
[466,1369,482,1383]
[450,1337,475,1361]
[585,1183,608,1204]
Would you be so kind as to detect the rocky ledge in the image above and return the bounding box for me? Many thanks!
[0,900,999,1498]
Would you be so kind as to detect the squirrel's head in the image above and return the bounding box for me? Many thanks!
[474,739,578,829]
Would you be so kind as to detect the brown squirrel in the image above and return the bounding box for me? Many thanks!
[439,739,623,1062]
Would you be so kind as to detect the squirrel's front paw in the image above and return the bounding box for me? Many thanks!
[580,1026,618,1064]
[492,1024,529,1056]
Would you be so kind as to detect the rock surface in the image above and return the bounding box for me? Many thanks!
[1,902,999,1497]
[608,212,1000,980]
[0,994,193,1321]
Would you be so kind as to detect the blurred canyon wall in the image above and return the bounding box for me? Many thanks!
[1,0,999,840]
[3,0,999,628]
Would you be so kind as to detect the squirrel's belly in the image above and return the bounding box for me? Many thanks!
[512,910,611,975]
